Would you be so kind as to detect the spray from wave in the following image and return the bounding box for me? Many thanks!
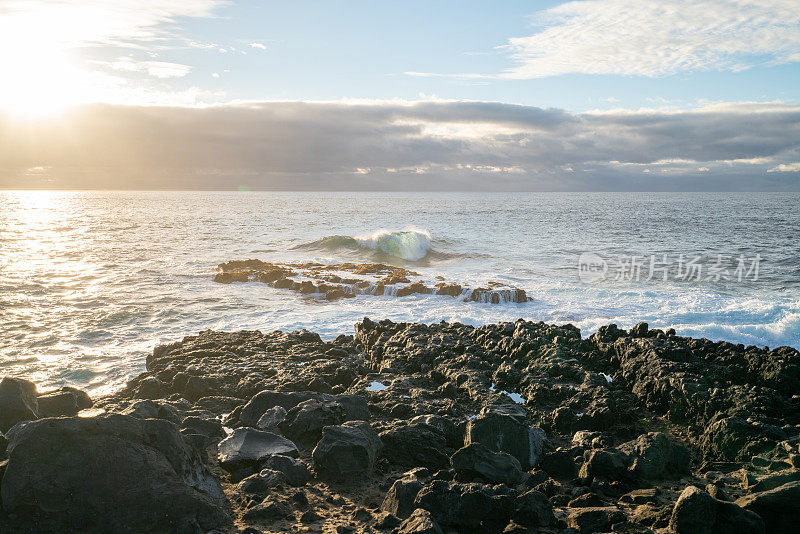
[296,227,433,261]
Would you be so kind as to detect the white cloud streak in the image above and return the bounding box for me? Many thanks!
[503,0,800,78]
[767,162,800,173]
[0,0,227,48]
[110,58,192,78]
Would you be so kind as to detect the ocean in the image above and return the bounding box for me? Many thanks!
[1,190,798,396]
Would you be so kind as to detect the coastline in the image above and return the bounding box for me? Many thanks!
[1,318,798,533]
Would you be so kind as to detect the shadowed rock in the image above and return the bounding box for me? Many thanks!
[0,377,38,432]
[312,420,382,479]
[669,485,764,534]
[0,414,229,533]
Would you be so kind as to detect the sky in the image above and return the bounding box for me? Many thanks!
[0,0,799,190]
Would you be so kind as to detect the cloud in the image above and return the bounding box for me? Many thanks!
[503,0,800,78]
[767,162,800,173]
[0,1,227,111]
[249,43,267,50]
[0,1,227,48]
[1,100,798,190]
[110,58,192,78]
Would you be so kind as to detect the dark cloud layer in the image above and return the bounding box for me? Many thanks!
[1,101,799,190]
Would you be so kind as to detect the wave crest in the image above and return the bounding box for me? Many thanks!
[297,228,433,261]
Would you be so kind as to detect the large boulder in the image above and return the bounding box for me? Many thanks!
[513,490,555,528]
[0,414,229,533]
[413,480,516,530]
[397,508,443,534]
[700,416,786,462]
[279,399,345,447]
[450,442,523,485]
[312,421,382,479]
[256,405,287,432]
[380,422,450,470]
[619,432,691,479]
[578,448,629,482]
[122,399,180,423]
[669,485,764,534]
[236,469,288,495]
[0,377,38,432]
[735,481,800,534]
[261,454,312,486]
[218,428,298,472]
[382,474,424,519]
[326,393,370,420]
[37,387,92,417]
[465,410,546,469]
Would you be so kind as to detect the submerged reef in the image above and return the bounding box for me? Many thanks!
[1,319,799,533]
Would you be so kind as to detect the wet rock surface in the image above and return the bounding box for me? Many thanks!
[1,318,798,532]
[213,260,531,303]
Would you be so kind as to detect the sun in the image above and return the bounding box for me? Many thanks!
[0,9,95,117]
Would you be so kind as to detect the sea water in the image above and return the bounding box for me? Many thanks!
[1,191,798,395]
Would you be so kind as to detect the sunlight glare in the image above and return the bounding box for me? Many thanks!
[0,6,112,117]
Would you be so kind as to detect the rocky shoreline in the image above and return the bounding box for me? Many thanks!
[1,318,798,533]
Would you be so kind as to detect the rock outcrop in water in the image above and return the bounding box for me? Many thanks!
[213,259,531,303]
[1,319,798,533]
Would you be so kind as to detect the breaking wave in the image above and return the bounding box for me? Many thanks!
[296,228,434,261]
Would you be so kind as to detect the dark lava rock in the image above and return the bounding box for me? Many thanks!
[0,414,229,532]
[218,428,299,471]
[312,421,382,479]
[0,377,38,432]
[237,469,288,494]
[300,509,323,523]
[261,454,312,486]
[538,450,577,479]
[280,398,345,447]
[513,489,555,527]
[375,511,402,529]
[328,393,370,420]
[381,474,424,519]
[134,376,164,399]
[579,448,629,482]
[240,390,317,427]
[256,405,287,432]
[380,422,451,470]
[351,507,371,522]
[465,410,547,469]
[451,442,523,485]
[631,503,671,529]
[240,390,369,429]
[37,386,93,417]
[669,485,764,534]
[122,399,180,423]
[413,480,516,530]
[181,416,223,438]
[735,481,800,534]
[569,492,606,507]
[397,508,443,534]
[243,499,291,521]
[566,506,626,533]
[619,432,691,479]
[700,416,787,462]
